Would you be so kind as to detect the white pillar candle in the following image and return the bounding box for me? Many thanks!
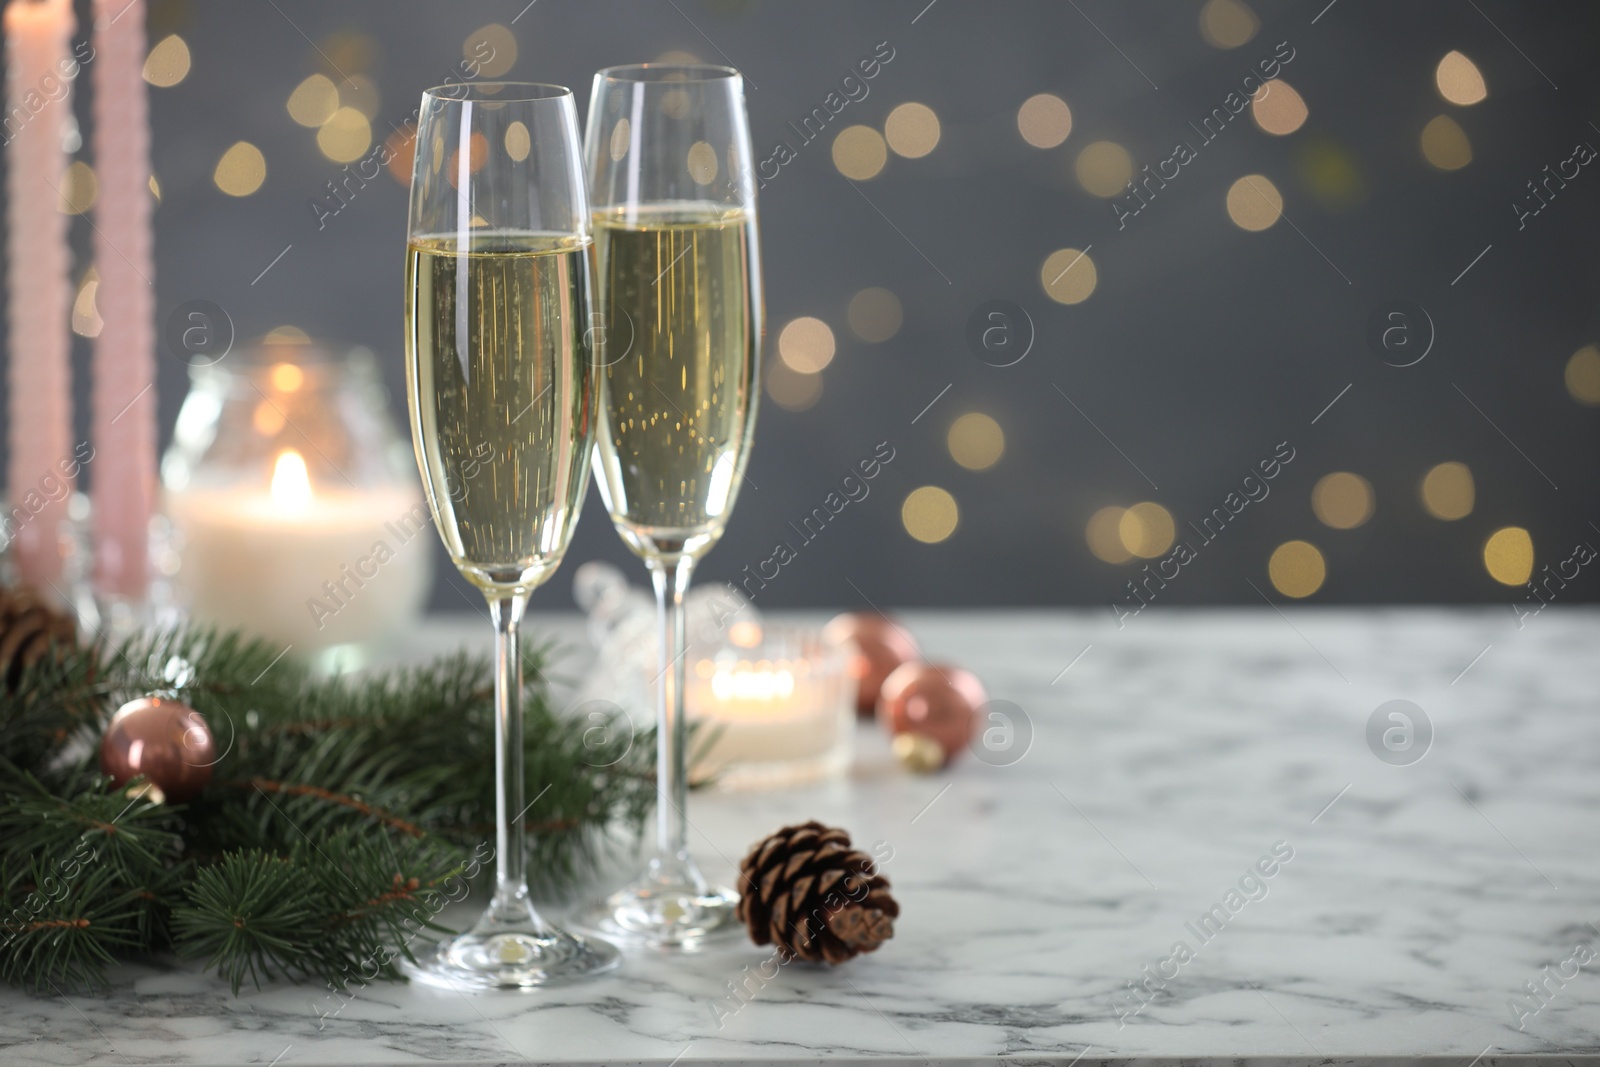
[166,449,432,654]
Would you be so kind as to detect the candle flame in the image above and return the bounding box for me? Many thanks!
[728,620,763,648]
[712,667,795,702]
[271,449,312,509]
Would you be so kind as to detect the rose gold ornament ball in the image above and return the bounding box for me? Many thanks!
[822,611,922,717]
[99,697,216,802]
[876,662,985,767]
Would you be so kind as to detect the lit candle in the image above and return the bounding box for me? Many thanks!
[685,633,853,788]
[4,0,77,593]
[165,449,432,655]
[90,0,156,600]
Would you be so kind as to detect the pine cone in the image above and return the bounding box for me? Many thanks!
[734,820,898,964]
[0,585,77,690]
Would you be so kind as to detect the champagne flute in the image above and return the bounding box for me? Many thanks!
[575,64,763,947]
[402,81,618,987]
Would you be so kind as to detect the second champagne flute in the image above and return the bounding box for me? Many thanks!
[575,64,763,947]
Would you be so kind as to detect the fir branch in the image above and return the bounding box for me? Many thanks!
[0,861,147,992]
[2,613,656,994]
[0,781,180,876]
[0,643,106,786]
[173,851,331,994]
[173,831,468,994]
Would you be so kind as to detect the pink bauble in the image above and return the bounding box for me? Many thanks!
[876,662,985,766]
[99,697,216,802]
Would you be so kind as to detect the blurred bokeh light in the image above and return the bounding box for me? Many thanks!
[1420,462,1475,521]
[1017,93,1072,148]
[1483,527,1534,586]
[903,486,959,544]
[1269,541,1326,598]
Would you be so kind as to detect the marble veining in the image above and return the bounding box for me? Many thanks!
[3,607,1599,1065]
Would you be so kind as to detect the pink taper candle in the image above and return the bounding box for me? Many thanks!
[4,0,77,594]
[90,0,155,599]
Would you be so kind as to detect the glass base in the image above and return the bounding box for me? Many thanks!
[403,899,619,990]
[574,854,740,950]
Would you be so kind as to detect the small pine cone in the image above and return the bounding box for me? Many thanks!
[734,820,898,965]
[0,585,77,691]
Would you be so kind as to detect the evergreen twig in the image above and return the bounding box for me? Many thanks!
[0,620,655,993]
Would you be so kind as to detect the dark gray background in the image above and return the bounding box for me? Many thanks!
[7,0,1599,611]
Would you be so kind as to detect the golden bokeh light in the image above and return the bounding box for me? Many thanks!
[318,107,372,163]
[609,118,631,162]
[1199,0,1259,49]
[660,88,691,121]
[465,23,517,78]
[654,50,704,65]
[686,140,718,185]
[947,413,1005,471]
[1311,471,1374,529]
[287,73,339,127]
[384,124,416,185]
[727,618,763,648]
[149,174,161,201]
[1226,174,1283,230]
[777,317,836,374]
[252,400,286,437]
[1040,247,1098,304]
[885,102,940,158]
[1086,506,1133,564]
[1564,344,1600,405]
[1421,115,1471,170]
[71,268,101,338]
[1483,527,1534,585]
[1269,540,1326,598]
[1420,461,1474,520]
[504,120,530,162]
[1251,79,1307,136]
[340,74,381,121]
[766,359,823,412]
[1075,140,1132,197]
[56,161,97,214]
[445,132,491,187]
[847,287,903,342]
[832,124,888,180]
[142,34,190,87]
[214,142,266,197]
[1436,50,1487,106]
[270,362,305,392]
[1017,93,1072,149]
[1119,502,1175,559]
[902,486,959,544]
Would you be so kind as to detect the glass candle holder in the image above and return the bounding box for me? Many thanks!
[161,335,431,664]
[686,624,853,791]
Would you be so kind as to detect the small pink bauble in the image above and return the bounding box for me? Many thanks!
[99,697,216,802]
[876,662,985,767]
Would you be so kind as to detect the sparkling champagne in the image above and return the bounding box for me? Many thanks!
[405,233,595,591]
[591,204,759,560]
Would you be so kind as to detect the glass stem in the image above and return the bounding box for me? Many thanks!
[649,555,695,859]
[488,592,531,916]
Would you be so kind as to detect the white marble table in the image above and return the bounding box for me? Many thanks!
[5,608,1600,1066]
